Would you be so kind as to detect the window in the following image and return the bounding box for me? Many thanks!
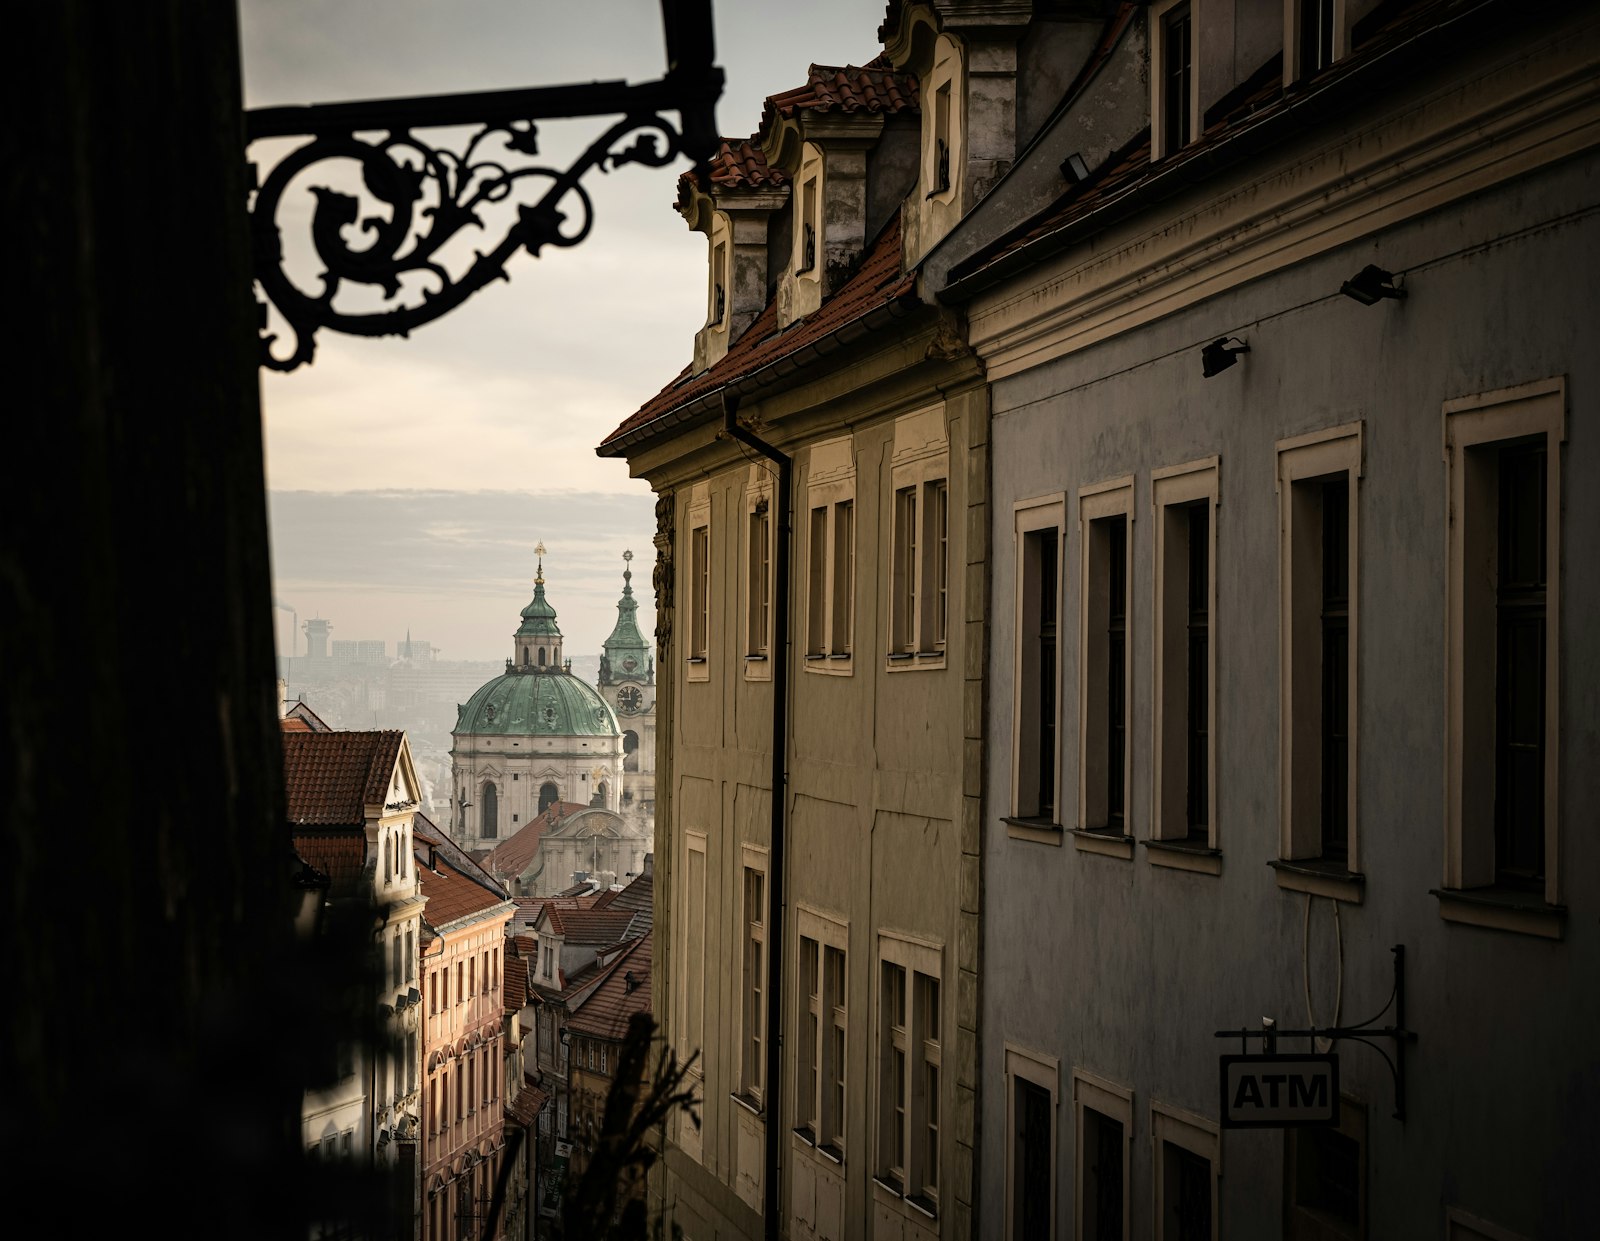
[1005,1045,1058,1241]
[430,970,438,1015]
[469,956,476,998]
[406,1031,416,1095]
[687,490,711,679]
[1073,1069,1132,1241]
[481,781,497,840]
[392,934,402,991]
[804,436,857,673]
[1276,423,1363,899]
[797,174,819,275]
[710,239,728,327]
[405,929,415,983]
[745,474,774,675]
[929,81,952,196]
[796,909,848,1155]
[1286,1095,1365,1239]
[680,832,708,1080]
[456,961,464,1003]
[1078,478,1135,853]
[740,858,767,1105]
[1011,497,1066,834]
[1152,0,1196,159]
[1152,1101,1219,1241]
[1287,0,1345,86]
[876,936,942,1211]
[1152,459,1220,869]
[888,407,950,667]
[1440,378,1564,935]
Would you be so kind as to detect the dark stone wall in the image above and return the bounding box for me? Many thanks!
[4,4,307,1231]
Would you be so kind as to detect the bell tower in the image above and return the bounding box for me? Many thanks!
[514,542,564,671]
[596,550,656,819]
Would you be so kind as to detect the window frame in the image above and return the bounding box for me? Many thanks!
[1150,458,1221,872]
[1151,1099,1220,1241]
[1077,476,1136,857]
[1005,1042,1059,1241]
[1275,423,1364,901]
[1284,1092,1366,1240]
[805,437,857,675]
[1150,0,1199,160]
[873,931,943,1214]
[1283,0,1348,88]
[887,407,951,671]
[1010,495,1067,840]
[1073,1067,1133,1241]
[794,905,849,1159]
[745,468,775,679]
[679,829,708,1083]
[1439,377,1565,935]
[686,489,712,681]
[737,846,770,1109]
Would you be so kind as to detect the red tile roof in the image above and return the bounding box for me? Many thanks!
[280,716,312,732]
[505,1082,549,1127]
[282,730,405,826]
[540,905,640,947]
[415,813,506,896]
[681,136,788,196]
[503,953,529,1013]
[567,934,653,1042]
[483,801,588,883]
[599,213,918,451]
[291,831,367,896]
[417,847,508,929]
[590,870,653,928]
[760,59,918,135]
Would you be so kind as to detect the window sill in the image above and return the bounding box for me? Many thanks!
[1431,887,1566,940]
[730,1091,764,1118]
[744,654,768,662]
[1144,837,1223,875]
[1002,816,1063,846]
[804,654,853,676]
[886,652,946,672]
[1271,858,1365,903]
[685,656,707,664]
[1071,827,1134,860]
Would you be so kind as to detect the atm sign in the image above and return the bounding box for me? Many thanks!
[1219,1054,1340,1129]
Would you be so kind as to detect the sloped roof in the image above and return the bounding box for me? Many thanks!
[540,905,639,946]
[505,1082,549,1127]
[945,0,1464,295]
[599,213,918,452]
[283,699,333,732]
[417,845,509,929]
[503,952,529,1012]
[291,831,367,896]
[591,869,653,931]
[483,801,588,881]
[567,933,653,1042]
[280,716,312,733]
[414,812,506,896]
[680,136,789,198]
[282,730,405,826]
[760,59,918,135]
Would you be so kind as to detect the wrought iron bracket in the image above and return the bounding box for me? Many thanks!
[1215,944,1418,1121]
[245,4,722,371]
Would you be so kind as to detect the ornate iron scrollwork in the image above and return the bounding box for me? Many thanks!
[245,0,722,371]
[250,112,690,371]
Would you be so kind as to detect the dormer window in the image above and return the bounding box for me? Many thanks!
[710,239,728,326]
[1152,0,1197,160]
[1288,0,1345,85]
[796,174,819,275]
[927,83,952,198]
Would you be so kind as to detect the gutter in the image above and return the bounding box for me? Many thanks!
[720,391,791,1241]
[941,0,1509,303]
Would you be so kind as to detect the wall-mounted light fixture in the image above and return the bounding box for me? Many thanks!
[1340,264,1406,304]
[1201,336,1250,377]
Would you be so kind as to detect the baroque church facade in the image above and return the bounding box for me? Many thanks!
[449,550,656,877]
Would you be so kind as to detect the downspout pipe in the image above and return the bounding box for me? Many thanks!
[722,391,790,1241]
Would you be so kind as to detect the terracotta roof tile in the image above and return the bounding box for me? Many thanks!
[505,1083,549,1127]
[567,934,652,1042]
[483,801,588,883]
[415,813,506,896]
[677,136,789,210]
[280,716,312,732]
[503,953,529,1012]
[282,730,405,826]
[600,214,917,450]
[541,906,639,946]
[760,59,918,136]
[417,846,508,928]
[292,831,367,896]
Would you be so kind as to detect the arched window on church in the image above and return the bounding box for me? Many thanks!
[592,781,608,808]
[482,782,498,840]
[539,782,558,815]
[538,647,547,667]
[622,730,639,773]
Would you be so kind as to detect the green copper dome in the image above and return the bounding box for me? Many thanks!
[455,668,619,737]
[516,582,561,638]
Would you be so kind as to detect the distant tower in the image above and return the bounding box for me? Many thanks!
[303,617,331,661]
[596,550,656,820]
[514,542,564,670]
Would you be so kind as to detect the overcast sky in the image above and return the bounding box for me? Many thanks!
[241,0,886,661]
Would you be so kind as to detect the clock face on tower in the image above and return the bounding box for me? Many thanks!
[617,685,643,715]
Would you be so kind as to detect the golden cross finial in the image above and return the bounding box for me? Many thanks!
[535,541,546,585]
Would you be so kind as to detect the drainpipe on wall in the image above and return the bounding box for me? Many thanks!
[721,391,790,1241]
